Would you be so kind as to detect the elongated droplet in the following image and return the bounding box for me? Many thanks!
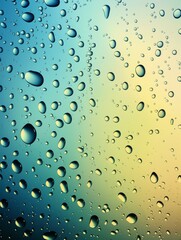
[38,101,46,114]
[22,12,34,22]
[48,32,55,43]
[60,181,68,193]
[103,5,110,19]
[118,192,127,203]
[21,123,37,144]
[137,101,144,111]
[12,160,22,174]
[67,29,77,38]
[89,215,99,228]
[150,172,159,183]
[135,64,145,77]
[25,71,44,86]
[42,231,57,240]
[58,137,66,150]
[44,0,60,7]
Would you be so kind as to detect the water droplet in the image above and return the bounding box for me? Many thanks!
[69,161,79,169]
[118,192,127,203]
[137,102,144,111]
[0,199,8,208]
[89,215,99,228]
[38,101,46,114]
[150,172,159,183]
[42,231,57,240]
[48,32,55,43]
[67,28,77,38]
[25,71,44,87]
[60,180,68,193]
[157,201,164,208]
[22,12,34,22]
[44,0,60,7]
[126,213,138,224]
[77,199,85,208]
[21,123,37,144]
[57,167,66,177]
[107,72,115,81]
[12,160,22,174]
[0,137,10,147]
[63,113,72,124]
[31,188,41,199]
[64,87,73,96]
[21,0,30,8]
[58,137,66,150]
[61,202,69,210]
[109,40,116,49]
[15,217,26,228]
[125,145,133,154]
[135,65,146,77]
[102,5,110,19]
[173,9,181,19]
[46,178,54,188]
[158,109,166,118]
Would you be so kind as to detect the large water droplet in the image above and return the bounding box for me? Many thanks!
[69,161,79,169]
[15,217,26,228]
[57,166,66,177]
[38,101,46,114]
[118,192,127,203]
[67,29,77,38]
[46,178,54,188]
[12,160,22,173]
[21,123,37,144]
[150,172,159,183]
[31,188,41,199]
[126,213,138,224]
[135,65,146,77]
[22,12,34,22]
[25,71,44,87]
[42,231,57,240]
[173,9,181,19]
[89,215,99,228]
[58,137,66,150]
[102,5,110,19]
[158,109,166,118]
[60,181,68,193]
[0,137,10,147]
[44,0,60,7]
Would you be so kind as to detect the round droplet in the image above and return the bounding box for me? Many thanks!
[125,145,133,154]
[58,137,66,150]
[126,213,138,224]
[150,172,159,183]
[137,102,144,111]
[109,39,116,49]
[113,130,121,138]
[38,101,46,114]
[21,0,30,8]
[60,181,68,193]
[61,202,69,210]
[63,113,72,124]
[69,161,79,169]
[46,178,54,188]
[157,201,164,208]
[64,87,73,96]
[0,137,10,147]
[102,5,110,19]
[173,9,181,19]
[42,231,57,240]
[31,188,41,199]
[22,12,34,22]
[57,167,66,177]
[15,217,26,228]
[118,192,127,203]
[135,65,146,77]
[12,160,22,174]
[21,124,37,144]
[25,71,44,87]
[158,109,166,118]
[67,29,77,38]
[44,0,60,7]
[89,215,99,228]
[48,32,55,43]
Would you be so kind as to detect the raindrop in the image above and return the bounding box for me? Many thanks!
[126,213,138,224]
[173,9,181,19]
[38,101,46,114]
[77,199,85,208]
[58,137,66,150]
[57,167,66,177]
[12,160,22,174]
[20,123,37,144]
[60,181,68,193]
[150,172,159,183]
[19,179,27,189]
[0,199,8,208]
[67,29,77,38]
[125,145,133,154]
[25,71,44,87]
[44,0,60,7]
[31,188,41,199]
[135,65,146,77]
[118,192,127,203]
[48,32,55,43]
[15,217,26,228]
[137,102,144,111]
[0,137,10,147]
[158,109,166,118]
[22,12,34,22]
[64,87,73,96]
[69,161,79,169]
[45,178,54,188]
[102,5,110,19]
[89,215,99,228]
[107,72,115,81]
[42,231,58,240]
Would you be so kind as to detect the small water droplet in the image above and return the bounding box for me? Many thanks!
[89,215,99,228]
[118,192,127,203]
[150,172,159,183]
[137,102,144,111]
[12,160,22,173]
[135,65,146,77]
[67,28,77,38]
[126,213,138,224]
[58,137,66,150]
[60,180,68,193]
[158,109,166,118]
